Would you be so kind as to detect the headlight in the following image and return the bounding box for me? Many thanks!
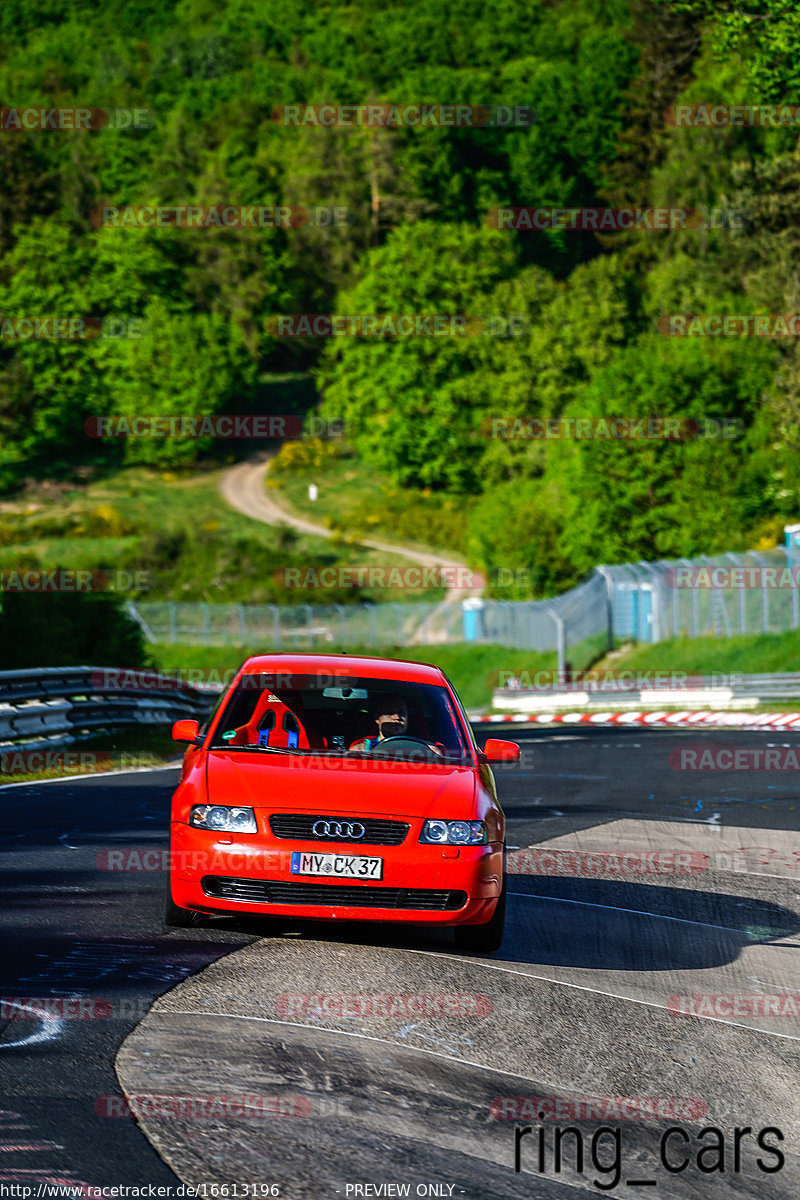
[420,819,487,845]
[189,805,257,833]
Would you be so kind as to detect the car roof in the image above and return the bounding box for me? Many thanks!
[239,653,447,685]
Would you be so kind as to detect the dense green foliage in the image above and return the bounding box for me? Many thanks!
[0,591,146,667]
[2,0,799,598]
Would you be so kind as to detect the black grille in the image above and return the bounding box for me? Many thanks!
[269,814,409,846]
[202,876,466,911]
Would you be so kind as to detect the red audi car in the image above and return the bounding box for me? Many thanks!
[166,653,518,951]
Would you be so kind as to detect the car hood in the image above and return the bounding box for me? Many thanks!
[205,751,478,820]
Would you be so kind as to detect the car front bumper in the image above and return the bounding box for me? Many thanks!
[169,824,503,925]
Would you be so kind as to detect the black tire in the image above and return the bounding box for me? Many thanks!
[454,876,506,954]
[164,881,206,928]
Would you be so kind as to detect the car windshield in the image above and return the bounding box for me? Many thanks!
[209,672,471,763]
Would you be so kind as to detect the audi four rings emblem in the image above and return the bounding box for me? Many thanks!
[312,820,366,838]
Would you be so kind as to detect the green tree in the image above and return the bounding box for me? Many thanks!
[0,590,146,668]
[548,334,776,571]
[101,300,255,465]
[0,220,106,467]
[318,222,517,490]
[466,477,578,598]
[665,0,800,100]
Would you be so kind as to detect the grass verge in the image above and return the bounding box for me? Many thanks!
[594,630,800,675]
[0,464,444,603]
[268,441,471,557]
[147,641,558,711]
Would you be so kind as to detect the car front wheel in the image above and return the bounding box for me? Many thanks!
[453,876,506,954]
[164,881,206,927]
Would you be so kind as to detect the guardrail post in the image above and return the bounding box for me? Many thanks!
[551,611,566,680]
[596,567,614,650]
[236,604,246,643]
[305,604,314,648]
[270,605,281,650]
[786,544,800,630]
[169,603,177,644]
[752,551,771,634]
[672,583,679,639]
[125,601,157,645]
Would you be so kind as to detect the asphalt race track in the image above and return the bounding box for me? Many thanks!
[2,727,800,1198]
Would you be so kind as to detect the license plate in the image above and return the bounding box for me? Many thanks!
[290,851,383,880]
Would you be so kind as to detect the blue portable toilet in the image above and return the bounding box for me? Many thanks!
[612,583,638,639]
[462,597,486,641]
[785,524,800,551]
[612,582,654,642]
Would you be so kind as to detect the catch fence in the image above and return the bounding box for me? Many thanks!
[128,544,800,673]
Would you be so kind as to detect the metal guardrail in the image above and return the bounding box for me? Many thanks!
[493,672,800,712]
[0,667,219,755]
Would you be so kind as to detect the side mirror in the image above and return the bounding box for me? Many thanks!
[482,738,520,764]
[172,719,200,743]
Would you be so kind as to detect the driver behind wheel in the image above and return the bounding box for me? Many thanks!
[349,694,443,755]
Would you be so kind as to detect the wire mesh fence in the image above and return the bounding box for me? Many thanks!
[128,543,800,671]
[128,600,465,650]
[604,545,800,644]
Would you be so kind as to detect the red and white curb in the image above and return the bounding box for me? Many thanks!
[473,711,800,731]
